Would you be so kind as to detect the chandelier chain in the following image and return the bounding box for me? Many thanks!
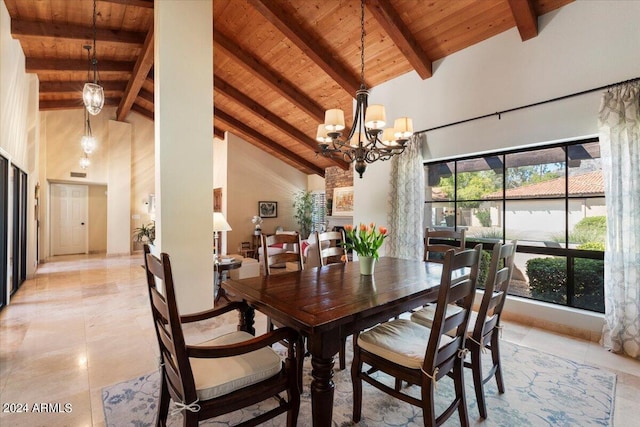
[360,0,365,86]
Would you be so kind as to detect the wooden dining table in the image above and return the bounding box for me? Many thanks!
[222,257,445,427]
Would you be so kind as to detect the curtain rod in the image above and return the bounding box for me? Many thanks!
[417,76,640,135]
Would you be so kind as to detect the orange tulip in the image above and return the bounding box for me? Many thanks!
[379,226,387,235]
[360,224,367,232]
[345,224,354,232]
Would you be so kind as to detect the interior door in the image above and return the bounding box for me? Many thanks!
[50,183,88,255]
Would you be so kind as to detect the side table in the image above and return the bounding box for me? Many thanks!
[214,259,242,303]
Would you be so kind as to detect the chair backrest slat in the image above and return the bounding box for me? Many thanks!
[315,230,347,266]
[262,233,304,275]
[423,228,466,263]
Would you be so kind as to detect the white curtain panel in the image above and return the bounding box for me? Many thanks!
[598,81,640,359]
[387,133,425,260]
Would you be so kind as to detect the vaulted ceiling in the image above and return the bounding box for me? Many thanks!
[5,0,574,177]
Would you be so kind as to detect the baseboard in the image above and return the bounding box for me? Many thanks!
[474,291,604,342]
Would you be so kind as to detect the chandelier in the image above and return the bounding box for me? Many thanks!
[316,0,413,178]
[82,0,104,115]
[79,107,96,169]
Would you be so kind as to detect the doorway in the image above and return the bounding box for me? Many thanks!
[50,183,88,256]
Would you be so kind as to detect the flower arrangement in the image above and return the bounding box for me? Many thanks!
[343,223,388,260]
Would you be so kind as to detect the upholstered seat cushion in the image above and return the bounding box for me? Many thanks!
[357,319,453,369]
[190,330,282,400]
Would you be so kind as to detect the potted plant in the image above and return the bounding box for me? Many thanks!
[293,190,313,239]
[343,223,388,275]
[133,221,155,244]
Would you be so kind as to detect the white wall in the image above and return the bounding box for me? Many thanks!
[360,0,640,336]
[106,120,132,255]
[1,0,39,285]
[227,132,308,254]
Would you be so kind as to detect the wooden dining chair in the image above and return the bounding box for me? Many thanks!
[423,228,466,263]
[351,245,482,427]
[142,245,301,427]
[411,240,517,419]
[315,230,348,266]
[314,230,349,369]
[262,232,305,275]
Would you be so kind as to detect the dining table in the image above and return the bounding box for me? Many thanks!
[222,256,445,427]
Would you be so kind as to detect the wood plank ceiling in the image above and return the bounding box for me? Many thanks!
[6,0,574,177]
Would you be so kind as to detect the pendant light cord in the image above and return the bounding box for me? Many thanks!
[91,0,98,84]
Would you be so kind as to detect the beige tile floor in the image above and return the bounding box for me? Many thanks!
[0,253,638,426]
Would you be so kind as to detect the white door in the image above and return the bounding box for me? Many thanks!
[51,184,88,255]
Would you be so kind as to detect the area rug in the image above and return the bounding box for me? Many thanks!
[103,340,616,426]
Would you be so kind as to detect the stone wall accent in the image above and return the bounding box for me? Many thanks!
[325,166,353,215]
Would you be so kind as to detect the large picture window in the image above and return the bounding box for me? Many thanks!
[425,138,605,312]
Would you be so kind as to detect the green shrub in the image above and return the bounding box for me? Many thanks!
[477,249,492,289]
[474,209,492,227]
[578,241,605,251]
[526,257,604,312]
[571,216,606,246]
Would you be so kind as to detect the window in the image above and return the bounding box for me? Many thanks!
[311,191,326,233]
[425,138,605,312]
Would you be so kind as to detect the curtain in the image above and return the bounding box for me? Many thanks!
[387,133,425,260]
[598,81,640,359]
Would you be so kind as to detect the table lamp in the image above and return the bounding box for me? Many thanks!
[213,212,232,263]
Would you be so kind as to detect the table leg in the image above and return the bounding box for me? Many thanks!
[238,306,255,336]
[310,354,335,427]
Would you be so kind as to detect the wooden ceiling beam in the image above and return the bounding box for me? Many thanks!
[214,78,349,171]
[39,97,120,110]
[365,0,432,79]
[507,0,538,41]
[116,22,154,121]
[26,58,134,73]
[131,104,154,120]
[213,30,325,124]
[213,127,225,140]
[248,0,360,96]
[100,0,154,8]
[11,19,145,47]
[136,88,154,104]
[215,107,325,177]
[39,80,126,93]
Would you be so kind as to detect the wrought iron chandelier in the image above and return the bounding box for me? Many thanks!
[316,0,413,178]
[82,0,104,115]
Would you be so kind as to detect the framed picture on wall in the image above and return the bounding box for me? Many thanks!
[258,201,277,218]
[333,186,354,216]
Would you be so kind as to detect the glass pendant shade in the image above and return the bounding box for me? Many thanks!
[79,156,91,169]
[81,135,97,154]
[83,83,104,116]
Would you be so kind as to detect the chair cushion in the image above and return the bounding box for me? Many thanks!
[357,319,453,369]
[410,304,463,328]
[190,330,282,401]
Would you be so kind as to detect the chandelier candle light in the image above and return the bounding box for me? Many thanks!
[82,0,104,116]
[316,0,413,178]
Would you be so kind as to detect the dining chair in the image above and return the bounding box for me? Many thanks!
[142,245,301,427]
[262,232,305,275]
[423,228,466,263]
[411,240,517,419]
[314,230,349,370]
[315,229,348,266]
[351,245,482,427]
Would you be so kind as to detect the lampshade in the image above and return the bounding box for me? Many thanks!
[365,104,386,130]
[316,124,332,143]
[213,212,232,232]
[324,109,345,132]
[393,117,414,140]
[381,128,396,145]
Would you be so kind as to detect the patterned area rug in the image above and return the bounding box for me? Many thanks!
[103,340,615,426]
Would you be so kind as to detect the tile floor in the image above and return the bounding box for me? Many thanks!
[0,253,638,426]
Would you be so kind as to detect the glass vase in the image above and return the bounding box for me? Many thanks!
[359,255,376,275]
